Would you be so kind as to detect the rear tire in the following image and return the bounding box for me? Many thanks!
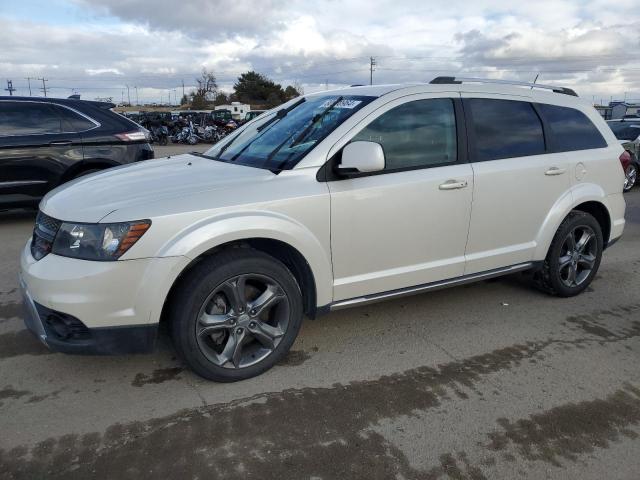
[169,249,304,382]
[534,211,603,297]
[624,162,638,191]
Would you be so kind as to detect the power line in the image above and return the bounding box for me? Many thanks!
[24,77,34,96]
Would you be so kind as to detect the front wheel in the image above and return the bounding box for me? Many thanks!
[169,249,303,382]
[534,211,603,297]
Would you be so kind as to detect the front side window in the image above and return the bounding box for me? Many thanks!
[0,102,62,136]
[352,98,457,170]
[538,104,607,151]
[468,98,545,161]
[205,95,374,171]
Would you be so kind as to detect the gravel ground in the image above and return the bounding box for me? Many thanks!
[0,188,639,480]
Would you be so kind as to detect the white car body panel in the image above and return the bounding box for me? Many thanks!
[20,82,626,336]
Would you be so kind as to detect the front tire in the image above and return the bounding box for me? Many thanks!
[169,249,303,382]
[535,211,603,297]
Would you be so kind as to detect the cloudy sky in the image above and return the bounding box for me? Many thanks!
[1,0,640,105]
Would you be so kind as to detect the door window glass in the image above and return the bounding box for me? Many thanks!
[0,102,62,136]
[468,98,545,161]
[51,105,96,132]
[352,98,457,170]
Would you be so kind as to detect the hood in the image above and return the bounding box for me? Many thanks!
[40,154,275,222]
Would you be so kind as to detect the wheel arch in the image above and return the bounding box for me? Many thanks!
[60,158,120,184]
[534,184,613,259]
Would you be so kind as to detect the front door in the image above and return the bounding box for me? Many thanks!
[327,94,473,301]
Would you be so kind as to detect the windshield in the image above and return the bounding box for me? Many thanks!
[608,121,640,141]
[204,95,375,171]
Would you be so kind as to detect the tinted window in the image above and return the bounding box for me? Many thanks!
[469,99,545,161]
[538,104,607,151]
[608,122,640,141]
[0,102,62,136]
[352,98,457,170]
[51,105,96,132]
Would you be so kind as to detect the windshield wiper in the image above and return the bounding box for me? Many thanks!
[256,97,306,132]
[288,96,343,149]
[214,97,306,161]
[267,96,345,170]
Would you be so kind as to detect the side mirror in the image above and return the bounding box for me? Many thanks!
[336,141,385,175]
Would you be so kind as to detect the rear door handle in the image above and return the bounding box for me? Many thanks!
[49,140,73,146]
[545,167,566,176]
[439,180,468,190]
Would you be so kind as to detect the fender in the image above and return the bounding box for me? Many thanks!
[533,182,609,260]
[146,210,333,323]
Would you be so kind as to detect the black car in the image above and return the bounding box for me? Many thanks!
[0,97,154,209]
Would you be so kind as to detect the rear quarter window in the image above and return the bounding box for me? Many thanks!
[537,104,607,152]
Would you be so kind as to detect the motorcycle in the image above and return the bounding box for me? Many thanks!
[150,125,169,146]
[171,121,200,145]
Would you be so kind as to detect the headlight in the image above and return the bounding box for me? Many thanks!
[52,220,151,261]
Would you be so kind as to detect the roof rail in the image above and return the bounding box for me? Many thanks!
[430,76,578,97]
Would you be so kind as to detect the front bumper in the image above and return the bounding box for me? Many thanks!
[20,241,184,354]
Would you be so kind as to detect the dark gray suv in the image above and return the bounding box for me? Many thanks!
[0,97,154,209]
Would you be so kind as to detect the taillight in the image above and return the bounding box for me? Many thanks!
[115,131,148,142]
[619,150,632,170]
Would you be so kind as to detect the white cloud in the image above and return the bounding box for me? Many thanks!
[1,0,640,103]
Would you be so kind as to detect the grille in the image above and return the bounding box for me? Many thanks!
[31,211,62,260]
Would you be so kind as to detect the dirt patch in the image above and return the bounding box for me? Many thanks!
[0,386,31,405]
[277,350,311,366]
[0,330,52,359]
[0,301,23,322]
[487,384,640,467]
[131,368,184,387]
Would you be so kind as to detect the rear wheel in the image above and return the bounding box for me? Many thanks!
[534,211,603,297]
[169,249,303,382]
[624,163,638,191]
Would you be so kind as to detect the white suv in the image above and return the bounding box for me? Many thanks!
[20,77,626,381]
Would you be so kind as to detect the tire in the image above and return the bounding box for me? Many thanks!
[169,249,304,382]
[534,211,603,297]
[187,135,198,145]
[623,162,638,192]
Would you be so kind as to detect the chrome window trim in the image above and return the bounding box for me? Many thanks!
[0,99,101,137]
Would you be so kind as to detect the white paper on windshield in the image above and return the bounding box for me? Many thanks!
[318,99,362,109]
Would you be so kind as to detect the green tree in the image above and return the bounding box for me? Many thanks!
[283,85,301,100]
[233,71,286,107]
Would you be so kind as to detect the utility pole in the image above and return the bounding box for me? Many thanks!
[38,77,48,97]
[134,86,139,105]
[182,80,185,100]
[24,77,34,96]
[369,56,376,85]
[4,80,16,96]
[126,85,131,106]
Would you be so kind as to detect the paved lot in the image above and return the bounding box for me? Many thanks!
[1,189,639,480]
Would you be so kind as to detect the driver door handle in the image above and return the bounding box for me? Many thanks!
[545,167,566,176]
[439,180,468,190]
[49,140,73,146]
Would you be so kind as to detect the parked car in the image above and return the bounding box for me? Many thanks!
[20,78,626,382]
[0,97,154,209]
[607,119,640,191]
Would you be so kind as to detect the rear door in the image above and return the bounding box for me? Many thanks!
[462,95,572,274]
[0,101,83,205]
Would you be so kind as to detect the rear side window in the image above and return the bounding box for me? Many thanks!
[538,104,607,151]
[0,102,62,136]
[51,105,96,132]
[352,98,457,170]
[468,98,545,161]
